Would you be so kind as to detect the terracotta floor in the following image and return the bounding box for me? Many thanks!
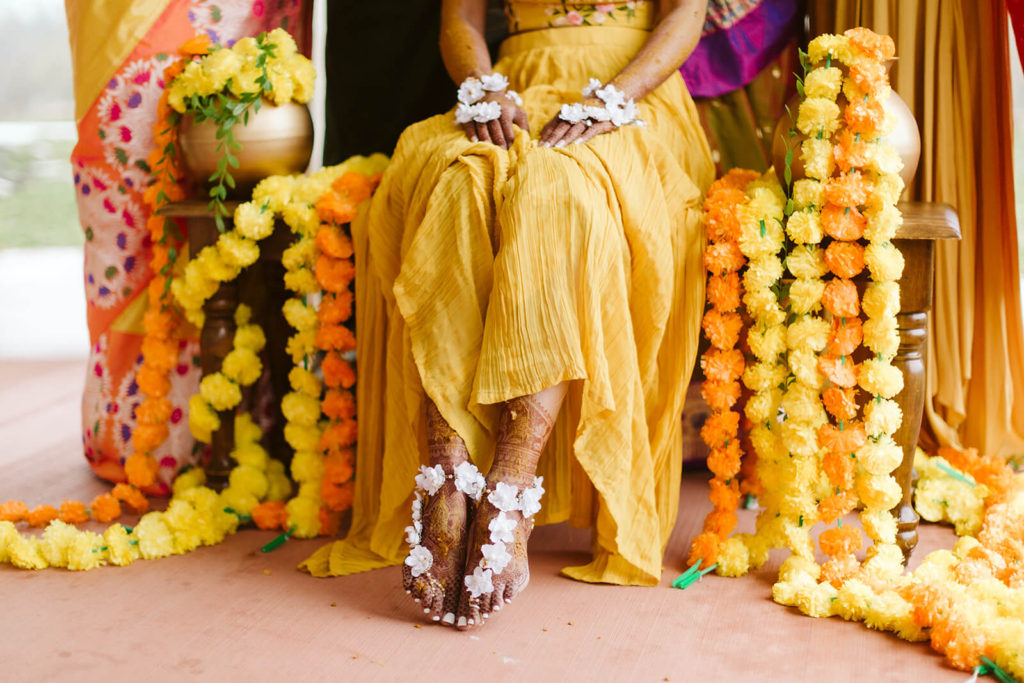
[0,359,970,683]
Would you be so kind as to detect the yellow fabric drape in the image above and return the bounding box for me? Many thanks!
[66,0,172,121]
[811,0,1024,459]
[301,25,714,585]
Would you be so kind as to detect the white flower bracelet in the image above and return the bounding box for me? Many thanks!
[464,477,545,599]
[454,73,523,125]
[558,78,645,128]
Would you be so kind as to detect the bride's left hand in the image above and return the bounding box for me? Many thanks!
[538,97,616,148]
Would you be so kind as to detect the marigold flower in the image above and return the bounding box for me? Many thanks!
[858,357,904,398]
[820,526,863,557]
[825,171,870,208]
[285,423,322,453]
[824,241,865,279]
[821,204,866,241]
[131,423,170,458]
[229,465,269,500]
[124,453,160,488]
[702,348,745,384]
[804,66,843,100]
[800,138,835,181]
[136,363,172,398]
[179,34,212,57]
[844,96,886,137]
[112,483,150,514]
[316,323,356,353]
[54,500,89,525]
[89,493,121,523]
[786,211,824,245]
[286,497,322,539]
[844,27,896,61]
[818,490,858,524]
[252,176,295,214]
[819,354,858,388]
[323,449,355,484]
[688,531,720,566]
[788,277,826,315]
[27,505,59,528]
[856,472,902,511]
[864,242,905,282]
[332,172,375,205]
[322,479,355,512]
[709,477,741,511]
[702,380,742,412]
[704,191,745,243]
[808,33,854,65]
[707,442,742,480]
[319,420,358,452]
[797,97,841,137]
[822,279,860,318]
[833,129,872,173]
[290,366,323,396]
[863,315,899,356]
[786,245,827,279]
[848,57,889,97]
[315,225,355,260]
[315,194,358,225]
[142,308,175,340]
[706,272,742,312]
[199,373,241,412]
[701,411,740,449]
[322,389,356,421]
[322,352,356,389]
[216,231,260,269]
[704,241,745,275]
[819,420,867,457]
[856,436,903,475]
[823,450,856,490]
[821,552,861,588]
[315,255,355,293]
[704,509,739,538]
[823,386,858,421]
[251,501,289,531]
[319,291,354,325]
[0,500,29,523]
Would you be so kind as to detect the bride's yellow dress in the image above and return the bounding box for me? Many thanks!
[301,6,714,586]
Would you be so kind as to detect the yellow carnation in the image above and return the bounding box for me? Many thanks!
[747,322,786,361]
[788,277,825,314]
[199,372,241,412]
[282,391,322,427]
[217,231,260,268]
[789,348,824,388]
[103,524,140,566]
[282,236,316,271]
[289,366,322,397]
[135,512,177,559]
[286,497,322,539]
[808,33,854,65]
[858,358,904,398]
[786,210,823,245]
[234,201,275,241]
[188,393,220,443]
[252,175,295,213]
[285,422,322,452]
[291,450,325,483]
[283,297,319,332]
[286,329,317,363]
[856,472,902,511]
[229,465,269,499]
[863,315,899,356]
[284,268,319,295]
[861,508,898,544]
[864,397,903,437]
[796,97,841,137]
[804,66,843,100]
[172,466,207,495]
[800,138,834,180]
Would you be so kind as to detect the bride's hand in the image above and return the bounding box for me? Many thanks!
[462,91,529,150]
[539,97,615,148]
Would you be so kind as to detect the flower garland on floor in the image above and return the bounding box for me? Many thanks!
[689,28,1024,680]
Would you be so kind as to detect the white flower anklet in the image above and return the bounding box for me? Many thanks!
[557,78,645,129]
[454,73,523,125]
[464,476,545,599]
[403,462,486,578]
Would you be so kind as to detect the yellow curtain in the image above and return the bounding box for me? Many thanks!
[65,0,171,122]
[810,0,1024,460]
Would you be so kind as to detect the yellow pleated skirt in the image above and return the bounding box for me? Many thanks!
[300,25,714,585]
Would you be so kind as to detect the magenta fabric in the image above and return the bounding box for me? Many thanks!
[680,0,801,98]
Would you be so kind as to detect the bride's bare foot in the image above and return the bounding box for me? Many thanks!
[403,402,484,625]
[455,392,559,630]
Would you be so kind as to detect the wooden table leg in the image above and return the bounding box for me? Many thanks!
[891,309,926,558]
[200,279,238,491]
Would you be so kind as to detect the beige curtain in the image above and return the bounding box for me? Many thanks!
[810,0,1024,459]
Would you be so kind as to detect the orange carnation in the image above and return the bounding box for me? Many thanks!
[27,505,59,527]
[322,389,357,421]
[252,501,289,531]
[136,364,172,398]
[179,34,212,56]
[825,171,870,207]
[708,477,741,511]
[704,241,745,276]
[688,531,720,566]
[844,28,896,61]
[833,129,872,172]
[702,348,745,384]
[58,499,90,525]
[819,354,858,388]
[701,380,742,412]
[318,419,358,452]
[323,449,355,485]
[704,191,745,243]
[821,552,860,588]
[315,194,358,225]
[321,352,356,389]
[318,291,353,325]
[315,254,356,292]
[89,493,122,523]
[821,203,866,241]
[703,509,738,538]
[706,272,742,313]
[322,479,355,512]
[819,526,863,557]
[822,386,859,421]
[702,309,743,350]
[848,59,889,97]
[819,421,867,456]
[701,411,741,448]
[0,500,29,523]
[824,241,865,279]
[316,323,356,353]
[822,450,856,489]
[826,316,863,357]
[315,225,354,260]
[843,97,885,136]
[707,441,742,479]
[112,483,150,514]
[822,279,860,318]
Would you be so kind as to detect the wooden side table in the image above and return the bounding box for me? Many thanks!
[890,202,961,559]
[158,201,297,490]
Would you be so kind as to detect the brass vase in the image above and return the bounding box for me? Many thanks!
[179,100,314,196]
[771,61,920,188]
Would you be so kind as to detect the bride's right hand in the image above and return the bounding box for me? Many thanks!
[462,91,529,150]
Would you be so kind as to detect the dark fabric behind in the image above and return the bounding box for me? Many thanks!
[323,1,508,163]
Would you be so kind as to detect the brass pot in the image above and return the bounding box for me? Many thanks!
[771,61,920,188]
[179,100,313,196]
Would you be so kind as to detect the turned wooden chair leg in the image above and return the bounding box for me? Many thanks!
[201,277,239,491]
[891,309,926,560]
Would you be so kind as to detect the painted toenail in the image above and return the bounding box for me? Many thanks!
[432,615,441,621]
[442,613,455,624]
[482,613,489,619]
[468,618,475,625]
[457,617,467,627]
[493,604,501,611]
